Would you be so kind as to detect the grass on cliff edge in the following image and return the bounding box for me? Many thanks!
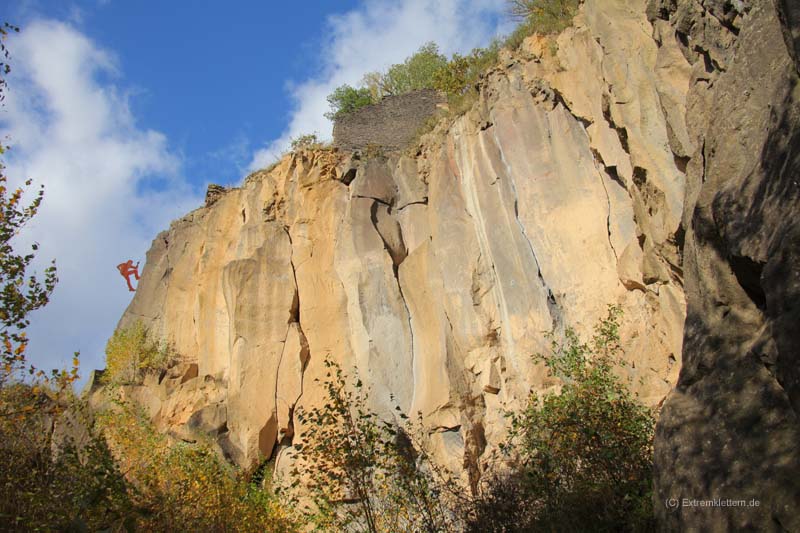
[505,0,581,49]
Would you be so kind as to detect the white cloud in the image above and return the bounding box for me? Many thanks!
[0,20,201,381]
[249,0,512,169]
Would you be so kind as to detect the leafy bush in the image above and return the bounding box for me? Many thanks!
[322,2,580,126]
[432,43,499,96]
[0,385,133,531]
[0,156,63,388]
[98,395,297,532]
[506,0,580,46]
[502,18,538,51]
[363,42,448,101]
[325,43,448,122]
[324,84,374,121]
[290,132,325,151]
[290,358,459,532]
[470,306,656,532]
[0,379,297,532]
[430,42,501,118]
[105,320,172,383]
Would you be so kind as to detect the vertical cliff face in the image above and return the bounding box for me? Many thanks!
[98,0,800,527]
[647,0,800,530]
[114,0,689,490]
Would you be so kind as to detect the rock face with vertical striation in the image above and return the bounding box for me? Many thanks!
[116,0,686,489]
[108,0,800,527]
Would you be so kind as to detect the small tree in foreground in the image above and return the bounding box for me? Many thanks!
[0,152,62,388]
[0,23,115,530]
[0,386,133,531]
[289,358,458,532]
[471,306,656,532]
[0,22,79,394]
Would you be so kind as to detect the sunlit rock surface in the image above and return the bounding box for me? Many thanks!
[107,0,730,514]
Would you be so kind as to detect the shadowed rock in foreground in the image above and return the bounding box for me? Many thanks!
[649,0,800,530]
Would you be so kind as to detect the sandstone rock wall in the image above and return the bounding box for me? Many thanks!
[116,0,688,490]
[101,1,800,527]
[332,89,443,152]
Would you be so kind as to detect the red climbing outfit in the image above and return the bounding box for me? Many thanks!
[117,260,140,292]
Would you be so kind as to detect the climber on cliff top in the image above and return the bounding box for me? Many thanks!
[117,260,140,292]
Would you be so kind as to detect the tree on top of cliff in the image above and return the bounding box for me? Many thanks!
[506,0,580,36]
[324,2,581,124]
[325,42,448,121]
[363,42,448,100]
[324,84,374,121]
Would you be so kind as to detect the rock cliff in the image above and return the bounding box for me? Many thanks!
[107,0,799,528]
[648,0,800,530]
[118,0,685,481]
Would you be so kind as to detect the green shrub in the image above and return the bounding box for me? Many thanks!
[503,18,538,51]
[432,42,499,97]
[290,133,324,151]
[105,320,171,383]
[325,43,448,122]
[322,2,580,127]
[429,42,501,119]
[98,395,297,532]
[320,35,511,129]
[506,0,580,45]
[324,84,374,121]
[0,385,133,531]
[290,358,459,532]
[363,42,448,100]
[470,306,656,532]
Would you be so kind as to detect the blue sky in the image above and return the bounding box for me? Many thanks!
[11,0,362,186]
[1,0,511,382]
